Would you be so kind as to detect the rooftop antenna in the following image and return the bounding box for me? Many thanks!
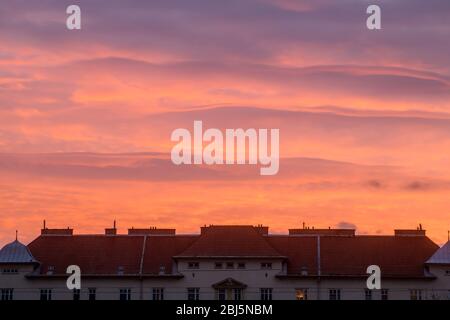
[43,220,46,229]
[15,230,18,241]
[419,223,423,231]
[113,220,116,229]
[302,222,305,229]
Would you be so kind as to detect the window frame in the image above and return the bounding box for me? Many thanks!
[260,288,273,301]
[187,287,200,300]
[119,288,131,301]
[152,288,164,300]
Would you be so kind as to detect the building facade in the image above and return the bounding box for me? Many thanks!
[1,224,449,300]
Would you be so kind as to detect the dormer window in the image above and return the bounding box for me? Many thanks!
[188,262,199,269]
[46,266,55,275]
[159,265,166,275]
[214,262,223,269]
[226,262,234,269]
[300,266,308,276]
[117,266,125,275]
[261,262,272,270]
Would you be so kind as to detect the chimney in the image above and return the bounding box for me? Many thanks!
[255,225,269,235]
[289,228,355,236]
[41,227,73,235]
[395,229,426,237]
[105,220,117,235]
[127,227,175,235]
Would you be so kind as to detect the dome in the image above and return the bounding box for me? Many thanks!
[426,241,450,265]
[0,240,38,264]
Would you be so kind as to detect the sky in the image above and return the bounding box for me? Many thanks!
[0,0,450,246]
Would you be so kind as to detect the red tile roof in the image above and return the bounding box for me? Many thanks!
[319,236,438,277]
[26,226,440,279]
[28,235,145,275]
[176,226,284,258]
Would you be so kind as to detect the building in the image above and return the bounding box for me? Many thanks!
[1,224,449,300]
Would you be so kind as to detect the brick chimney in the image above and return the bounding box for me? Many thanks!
[395,224,426,236]
[105,220,117,235]
[289,228,355,236]
[41,227,73,235]
[255,224,269,235]
[128,227,175,235]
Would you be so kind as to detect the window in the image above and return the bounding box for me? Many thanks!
[46,266,55,275]
[73,289,81,300]
[1,289,13,301]
[2,268,18,274]
[260,288,273,301]
[226,262,234,269]
[88,288,96,301]
[119,288,131,301]
[214,262,223,269]
[216,288,226,301]
[329,289,341,300]
[296,289,308,300]
[410,289,422,300]
[152,288,164,300]
[261,263,272,270]
[187,288,200,300]
[237,263,246,269]
[188,262,199,269]
[381,289,389,300]
[234,288,243,300]
[365,289,372,300]
[40,289,52,301]
[117,266,124,275]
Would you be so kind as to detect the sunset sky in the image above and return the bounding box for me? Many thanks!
[1,0,450,246]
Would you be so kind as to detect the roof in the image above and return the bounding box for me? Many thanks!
[0,240,38,264]
[27,234,196,276]
[175,226,284,258]
[24,225,441,278]
[426,241,450,265]
[319,236,438,278]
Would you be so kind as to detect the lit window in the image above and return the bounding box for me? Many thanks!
[329,289,341,300]
[260,288,273,300]
[410,289,422,300]
[1,289,13,301]
[152,288,164,300]
[188,262,200,269]
[119,288,131,300]
[187,288,200,300]
[296,289,308,300]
